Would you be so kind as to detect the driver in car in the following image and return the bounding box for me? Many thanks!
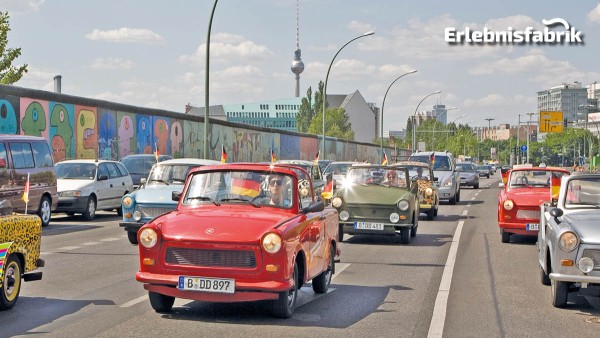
[265,175,291,207]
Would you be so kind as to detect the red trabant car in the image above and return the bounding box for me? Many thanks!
[135,163,340,318]
[498,165,569,243]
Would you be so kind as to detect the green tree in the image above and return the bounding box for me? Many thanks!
[307,106,355,140]
[0,12,28,84]
[295,87,313,133]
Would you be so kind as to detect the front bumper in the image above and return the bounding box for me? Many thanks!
[550,272,600,284]
[119,221,146,233]
[498,221,538,236]
[438,186,455,200]
[340,221,412,236]
[55,196,90,213]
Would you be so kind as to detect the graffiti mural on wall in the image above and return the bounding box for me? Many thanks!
[170,120,183,158]
[49,102,74,162]
[184,120,203,158]
[117,111,135,159]
[0,97,19,134]
[98,108,117,160]
[153,117,170,156]
[75,105,97,159]
[21,98,49,138]
[136,115,153,154]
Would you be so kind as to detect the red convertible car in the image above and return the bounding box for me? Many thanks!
[498,165,569,243]
[136,163,340,318]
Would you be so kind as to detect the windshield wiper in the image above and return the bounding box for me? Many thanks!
[220,197,260,208]
[148,178,169,185]
[187,196,220,206]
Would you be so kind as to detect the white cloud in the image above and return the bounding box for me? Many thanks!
[587,3,600,24]
[89,57,133,70]
[307,44,338,52]
[179,32,274,64]
[0,0,44,14]
[216,65,263,79]
[16,65,56,91]
[347,20,375,34]
[463,93,534,109]
[85,28,165,44]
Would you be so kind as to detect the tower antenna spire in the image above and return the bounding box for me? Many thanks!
[290,0,304,97]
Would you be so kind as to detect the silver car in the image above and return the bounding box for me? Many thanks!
[537,173,600,308]
[456,162,479,189]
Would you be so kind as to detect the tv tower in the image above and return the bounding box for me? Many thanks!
[290,0,304,97]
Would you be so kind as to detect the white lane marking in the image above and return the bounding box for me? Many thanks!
[428,220,465,338]
[58,246,81,251]
[332,263,350,281]
[100,237,121,242]
[462,209,468,216]
[82,242,99,246]
[120,295,148,308]
[470,196,476,201]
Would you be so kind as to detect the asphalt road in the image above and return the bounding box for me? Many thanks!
[2,176,599,337]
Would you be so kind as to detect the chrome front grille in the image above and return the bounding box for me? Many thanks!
[138,206,173,219]
[516,209,539,220]
[582,249,600,270]
[165,247,256,268]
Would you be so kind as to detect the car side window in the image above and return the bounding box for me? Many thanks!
[31,141,54,168]
[9,142,35,169]
[115,162,129,177]
[97,163,109,179]
[296,171,313,208]
[105,162,121,179]
[0,143,7,168]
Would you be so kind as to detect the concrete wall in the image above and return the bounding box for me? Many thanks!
[0,84,409,164]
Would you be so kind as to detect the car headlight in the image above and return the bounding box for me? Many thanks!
[332,197,343,208]
[397,200,409,211]
[390,213,400,223]
[339,211,349,221]
[262,233,282,254]
[442,178,453,187]
[578,257,594,273]
[559,231,578,251]
[139,228,158,248]
[133,210,142,221]
[122,196,133,208]
[425,188,433,196]
[59,190,81,197]
[503,199,514,210]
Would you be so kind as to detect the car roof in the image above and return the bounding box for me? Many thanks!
[276,160,314,165]
[157,158,222,166]
[56,159,118,165]
[394,161,430,167]
[188,163,300,178]
[410,151,454,157]
[0,134,47,142]
[121,154,172,159]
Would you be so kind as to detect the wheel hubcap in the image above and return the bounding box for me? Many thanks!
[41,201,50,223]
[4,263,20,300]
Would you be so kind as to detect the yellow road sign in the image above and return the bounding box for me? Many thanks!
[539,111,563,133]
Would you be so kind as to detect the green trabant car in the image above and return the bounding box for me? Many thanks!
[0,202,45,310]
[394,161,439,220]
[331,165,419,244]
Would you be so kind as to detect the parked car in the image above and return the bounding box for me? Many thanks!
[276,160,326,196]
[120,154,173,189]
[537,173,600,308]
[394,161,439,220]
[0,200,44,310]
[54,159,134,220]
[0,134,58,227]
[476,165,491,178]
[409,151,461,205]
[456,162,479,189]
[135,163,339,318]
[497,165,570,243]
[322,161,359,189]
[331,164,419,244]
[120,158,221,244]
[317,160,332,171]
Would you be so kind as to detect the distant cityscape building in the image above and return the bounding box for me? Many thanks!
[537,82,589,124]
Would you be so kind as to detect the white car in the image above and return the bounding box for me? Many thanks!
[55,159,134,220]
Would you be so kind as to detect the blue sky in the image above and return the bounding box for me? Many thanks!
[3,0,600,132]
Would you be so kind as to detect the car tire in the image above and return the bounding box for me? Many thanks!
[127,231,139,245]
[474,183,479,189]
[338,224,344,242]
[0,254,22,310]
[116,207,123,216]
[400,228,410,244]
[149,291,175,313]
[410,224,418,238]
[312,246,334,294]
[37,195,52,227]
[426,209,434,220]
[434,203,438,216]
[551,279,569,308]
[540,265,551,286]
[456,189,460,202]
[82,196,97,221]
[449,194,457,205]
[501,230,510,243]
[272,264,298,318]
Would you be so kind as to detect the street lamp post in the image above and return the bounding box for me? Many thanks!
[412,90,441,153]
[484,118,495,162]
[203,0,219,159]
[525,113,536,164]
[322,31,375,160]
[380,70,417,163]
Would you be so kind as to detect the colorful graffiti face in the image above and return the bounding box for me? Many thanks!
[51,136,66,162]
[170,121,183,157]
[0,100,18,134]
[118,114,134,158]
[76,107,97,159]
[98,110,117,160]
[21,101,47,136]
[137,115,152,154]
[154,118,169,155]
[50,103,74,160]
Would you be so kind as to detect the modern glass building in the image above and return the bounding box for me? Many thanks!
[223,97,302,132]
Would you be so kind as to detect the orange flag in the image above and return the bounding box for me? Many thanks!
[314,151,320,166]
[22,172,30,203]
[154,143,159,162]
[382,153,388,165]
[321,179,334,200]
[221,145,227,163]
[271,148,276,163]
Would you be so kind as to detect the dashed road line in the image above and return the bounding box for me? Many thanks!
[332,262,350,281]
[120,295,148,308]
[58,246,81,251]
[100,237,121,242]
[462,209,468,216]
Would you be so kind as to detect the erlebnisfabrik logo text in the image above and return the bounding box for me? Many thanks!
[445,18,583,45]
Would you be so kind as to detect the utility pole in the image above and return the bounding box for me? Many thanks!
[526,112,537,164]
[516,115,521,164]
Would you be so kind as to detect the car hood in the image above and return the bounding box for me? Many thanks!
[131,184,185,204]
[339,184,413,204]
[57,179,95,192]
[508,189,551,206]
[562,211,600,243]
[434,170,453,184]
[459,172,477,178]
[155,207,294,243]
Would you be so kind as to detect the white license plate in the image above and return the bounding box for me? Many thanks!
[354,222,384,230]
[526,223,539,231]
[178,276,235,293]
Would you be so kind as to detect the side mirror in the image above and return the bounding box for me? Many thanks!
[433,177,438,182]
[301,200,325,214]
[172,191,182,201]
[98,174,109,181]
[549,208,563,224]
[140,177,147,184]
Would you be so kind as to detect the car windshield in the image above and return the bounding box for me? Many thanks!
[346,167,408,188]
[564,178,600,208]
[477,165,488,170]
[182,170,295,209]
[457,163,476,172]
[55,163,97,180]
[147,164,198,185]
[396,165,430,180]
[509,170,553,188]
[323,163,354,176]
[410,155,451,171]
[121,157,157,175]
